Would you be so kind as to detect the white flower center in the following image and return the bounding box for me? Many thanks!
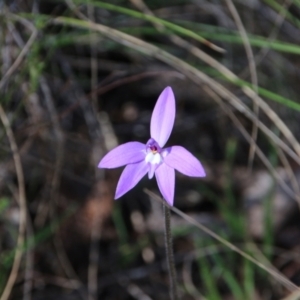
[145,152,162,165]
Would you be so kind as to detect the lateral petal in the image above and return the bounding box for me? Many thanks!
[98,142,145,169]
[164,146,206,177]
[150,87,175,148]
[115,161,149,199]
[155,163,175,206]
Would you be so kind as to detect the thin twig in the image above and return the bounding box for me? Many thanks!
[224,0,259,172]
[31,272,82,289]
[0,12,38,90]
[241,0,294,74]
[276,147,300,203]
[2,18,35,300]
[0,105,27,300]
[22,219,34,300]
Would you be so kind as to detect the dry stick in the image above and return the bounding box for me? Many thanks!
[22,219,34,300]
[3,18,35,300]
[163,202,179,300]
[5,182,33,300]
[240,0,293,75]
[90,71,183,98]
[145,189,299,292]
[0,105,27,300]
[6,183,34,300]
[277,146,300,201]
[65,0,90,20]
[224,0,259,172]
[125,283,153,300]
[282,292,300,300]
[31,272,82,289]
[0,13,37,90]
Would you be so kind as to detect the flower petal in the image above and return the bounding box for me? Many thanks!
[155,163,175,206]
[115,161,149,199]
[164,146,206,177]
[98,142,145,169]
[148,163,156,179]
[150,87,175,147]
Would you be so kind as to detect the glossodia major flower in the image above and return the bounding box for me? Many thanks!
[98,86,206,206]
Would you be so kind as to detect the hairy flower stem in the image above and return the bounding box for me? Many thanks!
[163,201,179,300]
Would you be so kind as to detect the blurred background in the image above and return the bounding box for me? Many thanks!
[1,0,300,299]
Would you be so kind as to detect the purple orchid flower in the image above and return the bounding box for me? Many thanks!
[98,86,206,205]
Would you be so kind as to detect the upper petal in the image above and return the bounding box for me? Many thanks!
[150,87,175,147]
[164,146,206,177]
[155,163,175,206]
[98,142,145,169]
[115,161,149,199]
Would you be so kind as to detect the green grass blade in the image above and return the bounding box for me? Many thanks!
[243,258,255,300]
[72,0,224,52]
[213,253,245,299]
[263,0,300,28]
[122,25,300,55]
